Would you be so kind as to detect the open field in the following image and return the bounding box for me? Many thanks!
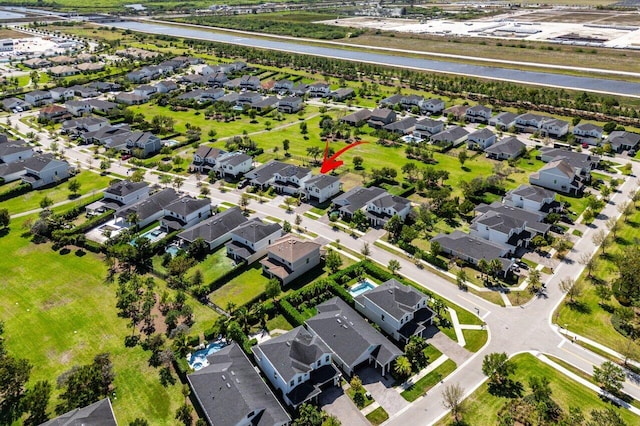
[436,352,638,425]
[0,215,191,425]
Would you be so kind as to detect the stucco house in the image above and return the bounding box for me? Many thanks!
[489,111,517,130]
[160,196,212,231]
[529,159,584,195]
[178,207,248,251]
[467,127,497,150]
[413,117,445,139]
[484,136,525,160]
[21,154,70,188]
[573,122,603,145]
[277,96,303,113]
[503,184,561,214]
[0,138,33,164]
[304,174,341,204]
[215,152,253,178]
[465,105,492,123]
[226,218,283,263]
[260,235,322,285]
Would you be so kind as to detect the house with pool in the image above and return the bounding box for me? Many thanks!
[354,279,434,344]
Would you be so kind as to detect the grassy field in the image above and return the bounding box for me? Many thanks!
[0,215,188,425]
[209,262,271,308]
[437,353,639,425]
[0,171,113,216]
[366,406,389,425]
[401,359,457,402]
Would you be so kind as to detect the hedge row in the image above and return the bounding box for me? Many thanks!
[63,209,113,235]
[0,182,31,202]
[53,194,103,221]
[82,239,103,253]
[278,298,305,328]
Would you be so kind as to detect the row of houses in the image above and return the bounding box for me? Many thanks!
[189,279,435,425]
[0,134,70,188]
[22,52,99,69]
[2,82,121,112]
[176,87,305,113]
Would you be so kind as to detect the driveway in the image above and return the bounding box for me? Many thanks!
[319,386,369,426]
[359,367,409,416]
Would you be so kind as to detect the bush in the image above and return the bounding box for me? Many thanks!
[187,334,200,347]
[0,182,31,202]
[278,299,305,327]
[64,210,113,235]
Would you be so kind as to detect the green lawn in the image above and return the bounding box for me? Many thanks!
[365,406,389,425]
[0,216,185,425]
[463,329,488,353]
[0,171,112,215]
[209,262,271,308]
[265,314,294,332]
[437,353,639,425]
[186,246,236,285]
[401,359,457,402]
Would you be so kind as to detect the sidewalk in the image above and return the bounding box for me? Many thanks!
[557,326,640,370]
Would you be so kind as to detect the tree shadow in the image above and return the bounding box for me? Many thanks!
[59,248,71,255]
[0,228,9,238]
[567,300,591,314]
[487,379,524,398]
[74,249,86,257]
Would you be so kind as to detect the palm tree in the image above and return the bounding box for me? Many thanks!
[394,356,412,379]
[478,259,489,283]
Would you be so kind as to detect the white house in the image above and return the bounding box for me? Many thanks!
[540,118,569,138]
[515,113,546,133]
[465,105,492,123]
[421,98,445,115]
[64,100,93,117]
[25,90,53,107]
[49,87,75,102]
[260,235,322,285]
[529,159,584,195]
[354,279,434,343]
[225,219,283,263]
[0,138,33,164]
[252,326,340,408]
[573,122,603,145]
[307,82,331,98]
[277,96,303,113]
[413,117,445,138]
[503,184,560,214]
[105,180,149,206]
[215,152,253,178]
[161,196,212,231]
[133,85,157,97]
[489,111,517,130]
[125,132,162,157]
[178,207,247,250]
[365,193,412,227]
[304,174,341,204]
[470,209,531,249]
[21,154,70,188]
[467,128,497,150]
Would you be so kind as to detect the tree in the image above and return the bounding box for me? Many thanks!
[595,283,612,306]
[0,322,33,425]
[56,353,114,414]
[442,383,465,423]
[593,361,625,395]
[482,352,515,386]
[384,214,404,243]
[129,419,150,426]
[430,240,442,258]
[587,408,626,426]
[353,155,363,169]
[295,214,302,228]
[388,259,401,275]
[265,278,281,301]
[100,159,111,173]
[40,196,53,209]
[405,336,429,370]
[306,146,322,163]
[282,220,292,233]
[559,277,583,304]
[187,237,208,261]
[173,177,185,191]
[361,242,370,259]
[0,208,9,228]
[458,149,468,168]
[592,229,609,255]
[529,376,552,403]
[579,253,598,279]
[239,192,251,211]
[456,269,468,289]
[293,403,323,426]
[606,217,620,239]
[282,139,290,155]
[393,356,412,379]
[618,201,633,223]
[175,403,193,426]
[325,249,342,273]
[23,380,51,426]
[68,179,81,196]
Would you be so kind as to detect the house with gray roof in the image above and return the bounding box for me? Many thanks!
[2,97,30,112]
[340,109,372,127]
[61,116,108,136]
[467,127,497,150]
[70,84,100,98]
[367,108,396,129]
[431,231,514,277]
[529,159,584,195]
[239,75,261,91]
[0,158,30,183]
[366,192,412,227]
[252,326,340,408]
[429,126,469,147]
[50,86,75,102]
[355,279,434,343]
[332,186,386,222]
[115,188,181,228]
[277,96,303,114]
[188,343,291,426]
[540,118,569,138]
[470,209,532,249]
[115,92,149,105]
[125,131,162,157]
[330,87,355,102]
[260,235,323,285]
[484,136,525,160]
[607,130,640,153]
[87,180,149,215]
[465,105,492,123]
[515,112,547,133]
[305,297,403,377]
[384,116,417,135]
[25,90,52,107]
[21,154,70,188]
[161,196,212,231]
[413,118,445,139]
[421,98,445,115]
[475,202,551,237]
[503,184,561,214]
[226,218,283,263]
[178,207,248,250]
[86,99,118,114]
[215,152,253,178]
[304,174,341,203]
[379,94,402,108]
[41,397,117,426]
[539,147,599,177]
[573,122,603,145]
[245,160,312,197]
[0,138,33,164]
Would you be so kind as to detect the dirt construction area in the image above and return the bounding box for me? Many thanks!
[320,7,640,49]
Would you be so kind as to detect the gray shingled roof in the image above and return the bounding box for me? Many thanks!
[306,297,402,369]
[105,180,147,197]
[164,196,210,217]
[504,184,555,204]
[188,344,291,426]
[41,398,117,426]
[475,202,550,235]
[305,174,340,190]
[0,140,31,158]
[117,188,180,221]
[355,279,428,322]
[245,160,291,185]
[231,218,282,244]
[178,207,247,244]
[484,136,525,156]
[431,230,509,264]
[333,186,386,215]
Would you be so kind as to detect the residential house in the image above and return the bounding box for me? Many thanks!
[467,128,497,150]
[133,84,157,97]
[76,62,105,73]
[81,124,131,145]
[340,109,372,127]
[503,184,561,214]
[154,80,178,93]
[86,99,118,114]
[160,196,212,231]
[223,77,242,90]
[0,138,32,164]
[470,209,532,249]
[484,136,525,160]
[308,82,331,98]
[87,81,121,93]
[333,186,386,222]
[529,159,584,195]
[443,105,468,120]
[205,72,228,88]
[215,152,253,178]
[190,146,226,173]
[252,326,340,408]
[354,279,434,343]
[48,65,79,77]
[48,55,75,65]
[88,180,150,215]
[177,88,224,103]
[226,218,283,263]
[64,100,93,116]
[115,188,181,229]
[245,160,309,192]
[178,207,248,250]
[607,131,640,153]
[260,235,323,285]
[465,105,492,123]
[413,118,445,139]
[126,69,152,83]
[573,122,603,146]
[379,94,402,108]
[253,97,279,113]
[292,83,308,96]
[217,92,240,104]
[366,192,412,227]
[305,297,403,377]
[239,75,261,91]
[0,159,29,183]
[274,79,294,93]
[22,57,50,68]
[115,92,149,105]
[25,90,53,107]
[539,147,599,177]
[38,104,70,122]
[330,88,355,102]
[2,97,30,112]
[431,231,514,276]
[237,92,262,107]
[21,154,70,188]
[367,108,396,129]
[384,117,417,135]
[271,164,312,196]
[304,174,341,203]
[489,111,518,130]
[41,398,117,426]
[125,132,162,157]
[62,116,109,136]
[429,126,469,147]
[475,202,551,238]
[188,344,291,426]
[421,98,445,115]
[515,112,547,133]
[540,118,570,138]
[400,94,423,110]
[277,96,303,113]
[49,87,75,102]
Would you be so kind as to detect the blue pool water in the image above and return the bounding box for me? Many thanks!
[188,340,227,370]
[130,226,165,245]
[349,279,377,297]
[165,244,180,257]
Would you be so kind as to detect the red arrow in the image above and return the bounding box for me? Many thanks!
[320,140,368,174]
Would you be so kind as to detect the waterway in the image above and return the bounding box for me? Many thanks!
[108,20,640,98]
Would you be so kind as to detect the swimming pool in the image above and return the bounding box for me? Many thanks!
[166,244,180,257]
[187,340,227,371]
[349,279,377,297]
[130,226,166,245]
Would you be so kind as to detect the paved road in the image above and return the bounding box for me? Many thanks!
[101,20,640,98]
[10,112,640,425]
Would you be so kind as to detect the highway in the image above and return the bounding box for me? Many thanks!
[102,19,640,98]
